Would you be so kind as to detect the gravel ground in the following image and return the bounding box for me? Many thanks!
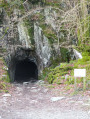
[0,81,90,119]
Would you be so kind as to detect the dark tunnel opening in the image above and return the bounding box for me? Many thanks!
[14,59,38,83]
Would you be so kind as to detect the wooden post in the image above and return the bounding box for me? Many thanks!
[74,77,77,91]
[83,77,86,91]
[74,69,86,91]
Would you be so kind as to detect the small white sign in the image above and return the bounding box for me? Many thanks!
[74,69,86,77]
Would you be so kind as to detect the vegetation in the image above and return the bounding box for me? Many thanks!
[0,0,90,93]
[0,58,10,93]
[41,52,90,87]
[39,0,90,89]
[24,19,35,46]
[39,0,90,90]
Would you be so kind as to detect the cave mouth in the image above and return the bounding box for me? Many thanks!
[14,59,38,83]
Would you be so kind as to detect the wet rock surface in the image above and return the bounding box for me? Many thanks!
[0,81,90,119]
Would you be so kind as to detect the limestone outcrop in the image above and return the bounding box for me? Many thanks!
[0,2,82,81]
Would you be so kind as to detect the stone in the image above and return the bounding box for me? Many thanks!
[30,100,38,104]
[30,89,38,93]
[88,111,90,114]
[36,80,45,85]
[51,97,65,102]
[43,89,48,93]
[34,23,51,67]
[18,21,31,49]
[73,49,82,59]
[23,82,29,85]
[16,87,22,92]
[31,87,37,89]
[82,103,90,106]
[77,101,83,104]
[2,94,11,97]
[2,75,7,77]
[69,101,76,103]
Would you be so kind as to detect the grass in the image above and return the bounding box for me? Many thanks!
[0,57,11,93]
[41,51,90,92]
[0,81,9,93]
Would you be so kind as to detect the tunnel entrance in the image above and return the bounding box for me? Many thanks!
[14,59,38,83]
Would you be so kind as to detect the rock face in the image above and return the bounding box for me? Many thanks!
[44,7,57,30]
[34,23,51,67]
[0,7,54,80]
[0,4,82,81]
[73,49,82,59]
[17,21,31,48]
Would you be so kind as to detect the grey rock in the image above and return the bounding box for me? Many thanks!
[36,80,45,85]
[51,97,65,102]
[2,94,11,97]
[23,82,29,85]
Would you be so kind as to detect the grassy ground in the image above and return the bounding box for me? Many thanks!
[41,51,90,93]
[0,57,11,93]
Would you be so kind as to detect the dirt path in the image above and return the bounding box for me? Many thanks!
[0,81,90,119]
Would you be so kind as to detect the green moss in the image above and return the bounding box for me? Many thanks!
[48,85,55,88]
[50,57,60,68]
[60,47,69,62]
[45,0,61,7]
[53,78,62,85]
[70,52,90,83]
[0,80,10,93]
[40,24,58,44]
[0,0,25,16]
[0,1,11,16]
[39,67,50,81]
[40,47,90,86]
[28,26,35,45]
[45,63,73,84]
[1,72,11,83]
[24,19,35,46]
[19,4,25,14]
[41,52,90,85]
[38,13,45,21]
[65,86,72,90]
[46,33,57,44]
[1,48,7,53]
[33,12,59,45]
[0,58,11,93]
[77,16,90,52]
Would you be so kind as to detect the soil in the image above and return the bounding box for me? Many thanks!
[0,59,90,119]
[0,81,90,119]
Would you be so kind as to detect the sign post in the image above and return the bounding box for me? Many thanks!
[83,77,86,90]
[74,69,86,91]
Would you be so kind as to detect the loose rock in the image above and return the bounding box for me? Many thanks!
[51,97,65,102]
[2,94,11,97]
